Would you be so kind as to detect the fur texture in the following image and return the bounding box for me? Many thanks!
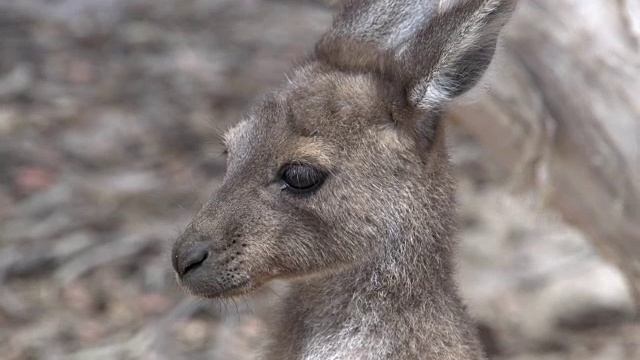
[171,1,517,359]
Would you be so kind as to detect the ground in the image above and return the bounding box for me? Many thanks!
[0,1,637,359]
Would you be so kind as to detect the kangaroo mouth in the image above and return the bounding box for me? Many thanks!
[179,273,254,299]
[204,279,253,299]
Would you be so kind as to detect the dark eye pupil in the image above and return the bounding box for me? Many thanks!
[282,165,325,192]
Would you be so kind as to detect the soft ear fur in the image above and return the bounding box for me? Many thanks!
[316,0,517,109]
[399,0,517,109]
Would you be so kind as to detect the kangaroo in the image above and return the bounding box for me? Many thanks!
[171,0,516,358]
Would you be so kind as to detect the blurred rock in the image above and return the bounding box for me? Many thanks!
[0,106,19,135]
[0,65,33,99]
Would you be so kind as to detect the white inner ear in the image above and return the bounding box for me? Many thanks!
[410,74,455,109]
[408,0,509,109]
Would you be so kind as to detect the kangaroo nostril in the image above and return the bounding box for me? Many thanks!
[177,243,210,277]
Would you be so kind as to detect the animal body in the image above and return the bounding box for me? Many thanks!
[172,0,517,358]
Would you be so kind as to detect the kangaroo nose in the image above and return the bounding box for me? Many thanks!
[172,242,210,278]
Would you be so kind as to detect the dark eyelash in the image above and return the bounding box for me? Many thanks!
[280,163,327,194]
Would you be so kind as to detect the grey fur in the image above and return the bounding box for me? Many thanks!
[171,0,516,359]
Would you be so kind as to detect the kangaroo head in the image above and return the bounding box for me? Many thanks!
[172,0,516,299]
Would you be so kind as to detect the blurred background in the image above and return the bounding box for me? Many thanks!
[0,0,638,359]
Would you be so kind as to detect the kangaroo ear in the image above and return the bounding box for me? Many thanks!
[316,0,517,110]
[316,0,441,75]
[398,0,517,109]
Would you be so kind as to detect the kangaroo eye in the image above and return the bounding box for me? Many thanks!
[281,164,326,193]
